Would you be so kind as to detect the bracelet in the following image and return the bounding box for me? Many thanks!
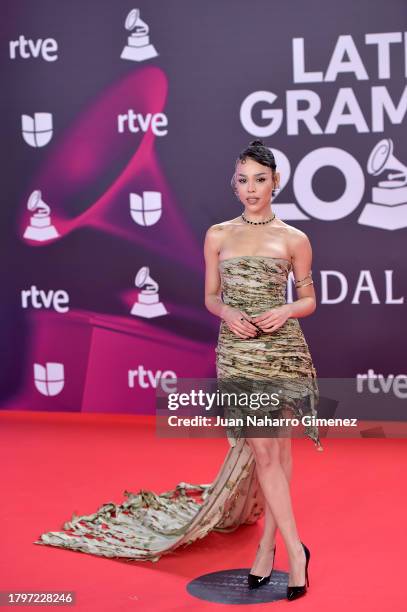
[294,271,313,288]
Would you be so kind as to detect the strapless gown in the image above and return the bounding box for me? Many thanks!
[34,256,322,562]
[216,256,322,448]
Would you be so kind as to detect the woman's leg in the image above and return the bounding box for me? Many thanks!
[248,437,292,575]
[261,436,293,543]
[246,436,306,587]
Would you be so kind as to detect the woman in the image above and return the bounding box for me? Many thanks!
[35,140,322,602]
[205,139,323,601]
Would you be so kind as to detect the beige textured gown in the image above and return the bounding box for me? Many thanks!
[34,255,322,561]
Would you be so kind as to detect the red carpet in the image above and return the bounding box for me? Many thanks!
[1,410,405,611]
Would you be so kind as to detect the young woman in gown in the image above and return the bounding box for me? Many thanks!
[205,139,323,601]
[34,139,323,601]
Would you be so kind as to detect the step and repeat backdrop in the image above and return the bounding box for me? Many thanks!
[1,1,406,414]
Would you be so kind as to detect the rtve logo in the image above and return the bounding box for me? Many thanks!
[117,110,168,136]
[356,369,407,399]
[21,285,70,313]
[9,36,58,61]
[128,366,177,389]
[34,362,65,396]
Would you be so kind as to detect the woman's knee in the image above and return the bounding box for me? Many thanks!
[248,438,281,468]
[248,437,292,470]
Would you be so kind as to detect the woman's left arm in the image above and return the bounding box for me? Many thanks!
[251,231,316,332]
[286,230,316,319]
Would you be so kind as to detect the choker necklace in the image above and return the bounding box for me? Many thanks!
[241,212,276,225]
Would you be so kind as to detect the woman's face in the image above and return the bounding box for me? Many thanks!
[234,157,278,211]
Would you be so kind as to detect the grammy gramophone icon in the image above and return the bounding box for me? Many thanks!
[131,266,168,318]
[23,190,59,241]
[358,138,407,230]
[120,9,158,62]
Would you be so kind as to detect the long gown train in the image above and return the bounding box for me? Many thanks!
[34,256,322,561]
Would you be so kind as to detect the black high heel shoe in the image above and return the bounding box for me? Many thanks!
[247,543,276,589]
[286,542,310,601]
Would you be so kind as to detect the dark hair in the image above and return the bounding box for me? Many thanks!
[237,139,277,172]
[231,139,277,194]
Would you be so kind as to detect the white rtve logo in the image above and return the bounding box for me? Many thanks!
[356,369,407,399]
[34,363,64,396]
[22,113,53,147]
[9,36,58,61]
[117,110,168,136]
[21,286,70,313]
[128,366,176,389]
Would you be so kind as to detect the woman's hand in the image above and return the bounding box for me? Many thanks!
[251,304,292,333]
[222,306,260,339]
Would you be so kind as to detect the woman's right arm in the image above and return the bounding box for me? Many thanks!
[204,226,258,338]
[204,225,230,319]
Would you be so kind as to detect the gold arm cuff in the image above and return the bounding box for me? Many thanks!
[295,270,313,283]
[295,280,314,288]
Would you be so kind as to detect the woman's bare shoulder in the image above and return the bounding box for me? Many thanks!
[278,221,312,257]
[206,216,241,235]
[205,218,241,255]
[208,215,242,228]
[278,219,311,242]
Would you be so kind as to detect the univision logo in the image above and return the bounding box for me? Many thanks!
[21,113,53,147]
[130,191,162,225]
[33,362,64,396]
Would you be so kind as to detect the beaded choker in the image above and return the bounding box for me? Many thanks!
[241,212,276,225]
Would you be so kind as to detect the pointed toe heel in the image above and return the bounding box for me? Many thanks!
[247,543,276,590]
[286,542,310,601]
